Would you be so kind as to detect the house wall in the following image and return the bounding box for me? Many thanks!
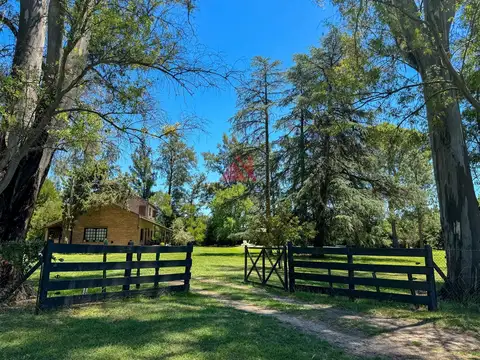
[71,205,141,245]
[139,218,155,244]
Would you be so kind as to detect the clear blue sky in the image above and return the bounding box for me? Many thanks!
[120,0,336,182]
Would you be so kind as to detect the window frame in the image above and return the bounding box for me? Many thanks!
[83,227,108,243]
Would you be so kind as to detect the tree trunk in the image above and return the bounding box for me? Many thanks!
[421,68,480,297]
[0,146,53,243]
[391,218,399,248]
[417,208,424,248]
[264,76,271,236]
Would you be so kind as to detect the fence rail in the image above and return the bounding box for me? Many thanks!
[36,240,193,312]
[244,243,438,311]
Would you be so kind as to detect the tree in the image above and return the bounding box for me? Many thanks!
[333,0,480,297]
[232,56,284,239]
[129,136,157,200]
[367,123,435,248]
[157,133,197,221]
[26,179,62,241]
[206,184,254,245]
[0,0,226,297]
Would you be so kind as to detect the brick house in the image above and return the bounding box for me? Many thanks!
[44,197,172,245]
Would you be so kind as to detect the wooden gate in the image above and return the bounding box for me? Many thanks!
[36,240,193,312]
[288,242,438,311]
[244,246,288,290]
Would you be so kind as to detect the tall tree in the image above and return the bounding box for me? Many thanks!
[157,133,197,220]
[232,56,284,237]
[0,0,226,296]
[129,136,157,200]
[334,0,480,297]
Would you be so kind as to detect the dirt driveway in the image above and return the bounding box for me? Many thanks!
[194,279,480,360]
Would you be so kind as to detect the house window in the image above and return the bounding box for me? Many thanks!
[84,228,108,243]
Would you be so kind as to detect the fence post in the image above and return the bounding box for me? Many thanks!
[262,248,266,285]
[123,241,134,291]
[102,240,108,294]
[425,245,438,311]
[135,251,142,290]
[154,249,160,292]
[283,244,288,291]
[244,245,248,283]
[347,247,355,301]
[184,242,193,292]
[287,241,295,293]
[36,240,53,314]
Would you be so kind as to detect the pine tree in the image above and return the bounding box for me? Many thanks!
[232,56,284,237]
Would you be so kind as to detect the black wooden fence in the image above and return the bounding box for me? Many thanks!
[245,243,437,310]
[36,240,193,312]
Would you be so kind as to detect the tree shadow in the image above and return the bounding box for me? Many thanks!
[0,293,360,360]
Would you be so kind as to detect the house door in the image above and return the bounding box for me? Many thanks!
[140,229,144,245]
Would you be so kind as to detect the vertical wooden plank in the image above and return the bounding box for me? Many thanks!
[123,243,133,291]
[372,272,380,293]
[135,252,142,290]
[262,248,266,285]
[36,240,53,313]
[407,273,419,309]
[347,247,355,301]
[154,250,160,290]
[184,242,193,292]
[102,240,107,294]
[287,241,295,293]
[425,245,437,311]
[328,268,333,293]
[244,245,248,283]
[283,245,288,291]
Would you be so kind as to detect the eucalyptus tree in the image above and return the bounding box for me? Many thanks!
[232,56,285,236]
[0,0,226,299]
[332,0,480,297]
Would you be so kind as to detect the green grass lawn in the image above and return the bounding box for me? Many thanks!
[1,246,478,359]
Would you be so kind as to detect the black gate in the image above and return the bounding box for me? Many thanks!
[36,240,193,312]
[244,246,288,290]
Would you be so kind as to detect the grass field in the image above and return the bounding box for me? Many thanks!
[1,246,479,360]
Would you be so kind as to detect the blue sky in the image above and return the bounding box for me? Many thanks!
[120,1,336,183]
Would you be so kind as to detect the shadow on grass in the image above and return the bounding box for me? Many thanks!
[0,293,366,360]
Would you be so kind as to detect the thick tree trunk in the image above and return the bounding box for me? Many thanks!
[390,218,399,248]
[421,71,480,297]
[0,146,53,242]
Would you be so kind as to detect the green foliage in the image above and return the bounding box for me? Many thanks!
[181,204,207,244]
[246,201,316,247]
[149,191,173,225]
[206,184,254,245]
[129,136,157,200]
[27,179,62,241]
[172,218,194,245]
[157,133,197,216]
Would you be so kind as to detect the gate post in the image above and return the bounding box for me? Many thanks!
[425,245,438,311]
[287,241,295,293]
[36,240,53,314]
[123,241,134,291]
[244,245,248,283]
[262,248,266,285]
[283,244,288,291]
